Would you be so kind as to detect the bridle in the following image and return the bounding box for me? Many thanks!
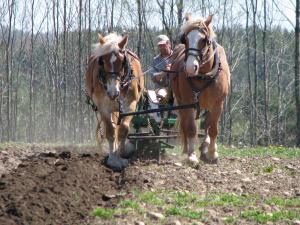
[180,27,212,66]
[98,50,133,90]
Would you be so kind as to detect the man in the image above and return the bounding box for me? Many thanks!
[150,34,173,89]
[148,35,174,123]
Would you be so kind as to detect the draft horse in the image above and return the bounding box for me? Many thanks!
[171,15,231,164]
[85,33,144,170]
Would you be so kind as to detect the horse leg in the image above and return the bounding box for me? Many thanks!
[95,113,103,147]
[103,113,129,171]
[180,109,198,164]
[200,103,222,164]
[118,115,133,158]
[102,115,117,155]
[200,111,210,160]
[117,100,138,158]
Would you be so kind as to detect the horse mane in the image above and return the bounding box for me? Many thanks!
[93,33,123,57]
[180,17,216,39]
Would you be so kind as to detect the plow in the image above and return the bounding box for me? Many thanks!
[117,90,204,161]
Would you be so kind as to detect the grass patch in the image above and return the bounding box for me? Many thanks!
[223,216,237,224]
[219,145,300,158]
[0,142,31,150]
[263,165,275,173]
[90,207,115,219]
[139,191,164,206]
[0,142,96,150]
[168,145,300,159]
[165,206,206,219]
[120,199,140,209]
[90,190,300,224]
[265,197,300,208]
[241,209,300,223]
[196,193,255,207]
[171,191,198,206]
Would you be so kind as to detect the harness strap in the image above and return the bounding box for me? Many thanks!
[197,41,220,78]
[186,43,222,119]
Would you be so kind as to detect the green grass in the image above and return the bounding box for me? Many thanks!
[263,165,275,173]
[91,207,115,219]
[165,206,206,219]
[0,142,96,150]
[120,199,140,209]
[168,145,300,158]
[138,191,164,206]
[90,190,300,223]
[218,145,300,158]
[222,216,237,224]
[171,191,198,206]
[241,209,300,223]
[196,193,257,207]
[265,197,300,207]
[114,190,300,224]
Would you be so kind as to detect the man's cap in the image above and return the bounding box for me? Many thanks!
[156,34,170,45]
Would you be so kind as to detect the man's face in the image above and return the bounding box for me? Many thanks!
[158,42,171,56]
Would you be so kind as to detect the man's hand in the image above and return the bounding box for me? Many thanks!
[165,63,171,71]
[153,72,166,82]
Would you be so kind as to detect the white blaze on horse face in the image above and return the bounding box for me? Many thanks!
[185,30,204,76]
[106,53,120,100]
[110,53,117,72]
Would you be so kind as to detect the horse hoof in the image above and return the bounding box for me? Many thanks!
[120,141,136,159]
[182,153,199,166]
[105,153,129,172]
[188,153,199,164]
[200,144,208,155]
[200,153,218,164]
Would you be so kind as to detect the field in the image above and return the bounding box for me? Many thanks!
[0,143,299,225]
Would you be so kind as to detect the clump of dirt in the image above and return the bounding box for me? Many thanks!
[0,145,299,225]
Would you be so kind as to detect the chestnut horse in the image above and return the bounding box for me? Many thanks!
[85,33,144,170]
[171,15,230,164]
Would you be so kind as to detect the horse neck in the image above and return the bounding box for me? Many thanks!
[198,46,215,74]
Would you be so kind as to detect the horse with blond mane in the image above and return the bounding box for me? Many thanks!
[85,33,144,170]
[171,14,230,164]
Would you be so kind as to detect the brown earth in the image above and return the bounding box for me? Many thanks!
[0,145,299,225]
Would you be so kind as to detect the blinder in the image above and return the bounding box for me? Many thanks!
[179,33,185,44]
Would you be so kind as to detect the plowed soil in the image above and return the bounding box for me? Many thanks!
[0,144,299,225]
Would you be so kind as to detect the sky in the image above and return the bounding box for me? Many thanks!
[1,0,296,33]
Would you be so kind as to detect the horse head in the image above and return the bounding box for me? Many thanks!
[97,33,129,100]
[180,15,215,76]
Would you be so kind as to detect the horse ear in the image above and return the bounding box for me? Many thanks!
[205,15,213,26]
[98,33,105,45]
[118,34,128,49]
[184,13,192,22]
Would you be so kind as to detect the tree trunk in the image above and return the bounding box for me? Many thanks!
[28,0,35,142]
[176,0,183,27]
[295,0,300,146]
[245,0,254,145]
[52,0,59,141]
[251,0,258,145]
[5,0,14,141]
[62,0,67,140]
[78,0,83,143]
[136,0,142,57]
[263,0,269,145]
[276,61,282,144]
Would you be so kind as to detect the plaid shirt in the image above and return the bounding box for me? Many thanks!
[149,54,173,89]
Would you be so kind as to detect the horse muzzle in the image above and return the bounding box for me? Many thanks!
[107,90,120,100]
[185,60,199,77]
